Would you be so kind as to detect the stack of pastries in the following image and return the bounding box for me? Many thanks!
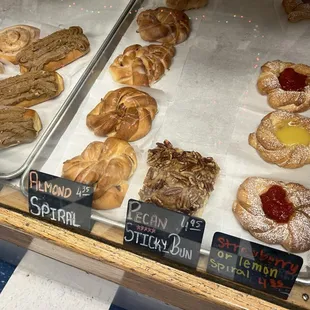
[0,24,90,148]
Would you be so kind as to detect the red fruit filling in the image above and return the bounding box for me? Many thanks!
[260,185,294,223]
[278,68,307,92]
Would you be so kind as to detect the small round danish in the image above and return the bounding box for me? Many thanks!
[257,60,310,112]
[233,177,310,253]
[282,0,310,22]
[249,111,310,168]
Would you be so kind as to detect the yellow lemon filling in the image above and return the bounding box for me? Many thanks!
[275,120,310,146]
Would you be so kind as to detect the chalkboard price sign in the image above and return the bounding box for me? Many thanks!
[207,232,303,299]
[28,170,94,231]
[124,199,205,268]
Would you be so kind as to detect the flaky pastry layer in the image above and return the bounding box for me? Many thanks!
[257,60,310,112]
[137,7,191,45]
[109,44,175,87]
[86,87,158,141]
[249,111,310,168]
[233,177,310,252]
[62,138,137,210]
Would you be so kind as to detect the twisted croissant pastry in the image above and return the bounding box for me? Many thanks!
[257,60,310,112]
[137,7,190,45]
[166,0,208,10]
[0,25,40,64]
[283,0,310,22]
[62,138,137,210]
[86,87,158,142]
[109,44,175,87]
[233,177,310,253]
[249,111,310,168]
[16,26,90,72]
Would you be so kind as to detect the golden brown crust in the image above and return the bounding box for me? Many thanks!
[62,138,137,210]
[233,177,310,253]
[137,7,191,45]
[16,26,90,72]
[0,71,64,108]
[282,0,310,22]
[0,63,4,74]
[86,87,158,142]
[0,106,42,148]
[166,0,208,10]
[109,44,175,87]
[257,60,310,112]
[249,111,310,168]
[0,25,40,64]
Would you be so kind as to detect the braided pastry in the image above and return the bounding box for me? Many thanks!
[0,25,40,64]
[137,7,190,45]
[0,71,64,108]
[86,87,158,142]
[0,106,42,149]
[166,0,208,10]
[109,44,175,87]
[257,60,310,112]
[233,177,310,253]
[16,26,90,73]
[62,138,137,210]
[283,0,310,22]
[249,111,310,168]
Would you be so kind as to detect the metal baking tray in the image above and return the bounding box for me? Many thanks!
[0,0,139,179]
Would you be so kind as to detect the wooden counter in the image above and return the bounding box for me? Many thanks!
[0,185,309,310]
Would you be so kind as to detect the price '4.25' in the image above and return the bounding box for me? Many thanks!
[76,186,91,198]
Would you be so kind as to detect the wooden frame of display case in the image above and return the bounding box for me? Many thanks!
[0,185,310,310]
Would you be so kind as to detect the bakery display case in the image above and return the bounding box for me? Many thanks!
[1,0,310,309]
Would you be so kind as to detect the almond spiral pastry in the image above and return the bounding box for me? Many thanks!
[233,177,310,253]
[0,25,40,64]
[109,44,175,87]
[283,0,310,22]
[166,0,208,10]
[16,26,90,73]
[86,87,158,142]
[62,138,137,210]
[137,7,190,45]
[249,111,310,168]
[257,60,310,112]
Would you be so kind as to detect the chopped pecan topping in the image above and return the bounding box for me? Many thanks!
[139,140,220,215]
